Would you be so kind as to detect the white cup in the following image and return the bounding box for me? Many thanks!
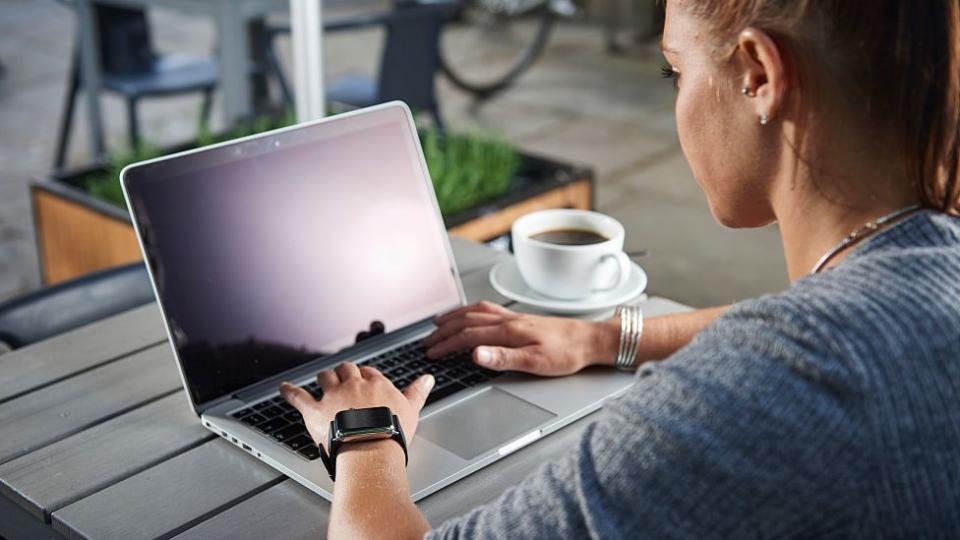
[512,209,631,300]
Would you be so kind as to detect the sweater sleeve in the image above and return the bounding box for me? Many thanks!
[426,299,869,539]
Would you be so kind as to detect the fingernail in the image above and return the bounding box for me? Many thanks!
[279,382,292,396]
[425,347,437,359]
[476,348,492,365]
[423,375,435,390]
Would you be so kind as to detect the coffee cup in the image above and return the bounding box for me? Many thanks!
[512,209,631,300]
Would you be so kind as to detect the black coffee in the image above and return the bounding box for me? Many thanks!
[530,228,608,246]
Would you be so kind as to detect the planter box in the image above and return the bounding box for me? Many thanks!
[32,151,593,285]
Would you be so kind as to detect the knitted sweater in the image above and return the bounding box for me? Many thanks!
[429,210,960,538]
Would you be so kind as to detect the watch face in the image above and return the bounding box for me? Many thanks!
[333,407,398,442]
[339,429,397,444]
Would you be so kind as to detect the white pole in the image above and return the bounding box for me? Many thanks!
[290,0,326,122]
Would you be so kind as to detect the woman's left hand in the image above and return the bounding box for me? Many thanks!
[280,362,435,453]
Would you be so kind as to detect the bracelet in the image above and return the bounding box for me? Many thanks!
[614,305,644,370]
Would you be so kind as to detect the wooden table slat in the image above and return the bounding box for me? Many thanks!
[174,411,595,539]
[460,265,511,306]
[0,392,212,521]
[0,304,166,404]
[171,479,327,540]
[51,440,283,540]
[0,344,181,465]
[448,237,509,277]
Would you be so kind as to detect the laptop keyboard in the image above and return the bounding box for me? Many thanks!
[228,340,502,461]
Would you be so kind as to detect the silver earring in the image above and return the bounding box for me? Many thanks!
[741,87,756,97]
[760,113,769,125]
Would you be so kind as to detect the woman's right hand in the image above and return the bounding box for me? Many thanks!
[423,301,620,376]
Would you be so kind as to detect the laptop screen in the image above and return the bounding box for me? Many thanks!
[123,105,463,407]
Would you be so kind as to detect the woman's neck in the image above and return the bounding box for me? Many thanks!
[770,138,920,281]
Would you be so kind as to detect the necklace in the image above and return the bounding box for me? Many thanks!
[810,205,922,274]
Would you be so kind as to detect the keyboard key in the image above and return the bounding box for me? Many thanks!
[240,412,266,425]
[284,410,302,422]
[426,382,468,406]
[462,373,488,386]
[298,444,321,460]
[272,423,307,442]
[261,406,285,418]
[435,374,451,386]
[285,434,313,451]
[388,366,410,377]
[255,417,289,434]
[252,401,271,410]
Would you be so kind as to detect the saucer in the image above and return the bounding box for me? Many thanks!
[489,259,648,314]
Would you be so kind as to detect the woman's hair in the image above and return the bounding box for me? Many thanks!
[685,1,960,215]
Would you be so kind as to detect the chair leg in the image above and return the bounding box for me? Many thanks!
[199,87,214,134]
[264,35,295,111]
[126,97,140,152]
[53,57,81,169]
[431,105,446,133]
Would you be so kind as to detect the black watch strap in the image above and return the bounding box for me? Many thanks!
[321,408,408,481]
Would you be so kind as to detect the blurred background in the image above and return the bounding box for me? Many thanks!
[0,0,787,314]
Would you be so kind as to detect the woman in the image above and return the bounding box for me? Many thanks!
[282,0,960,536]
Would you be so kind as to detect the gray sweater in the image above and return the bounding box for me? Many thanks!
[429,210,960,538]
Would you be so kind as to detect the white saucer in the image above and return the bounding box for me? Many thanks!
[489,259,648,314]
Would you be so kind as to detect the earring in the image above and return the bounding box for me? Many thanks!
[760,113,769,125]
[741,87,756,97]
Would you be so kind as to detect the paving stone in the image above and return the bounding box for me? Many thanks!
[515,118,677,180]
[605,196,790,307]
[606,144,709,208]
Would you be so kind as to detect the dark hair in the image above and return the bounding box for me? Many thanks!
[686,1,960,215]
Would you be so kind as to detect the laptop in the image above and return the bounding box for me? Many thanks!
[120,101,634,501]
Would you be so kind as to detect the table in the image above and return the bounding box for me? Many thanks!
[73,0,291,159]
[0,238,691,539]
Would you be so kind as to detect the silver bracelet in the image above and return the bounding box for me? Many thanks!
[614,305,644,370]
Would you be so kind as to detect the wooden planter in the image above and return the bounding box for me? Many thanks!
[32,152,593,285]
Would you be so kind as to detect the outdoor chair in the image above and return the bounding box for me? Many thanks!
[54,3,218,167]
[265,0,455,130]
[0,262,154,351]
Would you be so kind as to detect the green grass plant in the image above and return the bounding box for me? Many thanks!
[421,129,521,215]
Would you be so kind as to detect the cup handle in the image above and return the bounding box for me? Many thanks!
[593,252,631,293]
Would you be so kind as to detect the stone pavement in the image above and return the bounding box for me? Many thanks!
[0,0,788,307]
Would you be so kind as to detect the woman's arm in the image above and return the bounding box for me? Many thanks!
[280,365,434,540]
[328,441,429,540]
[424,301,729,375]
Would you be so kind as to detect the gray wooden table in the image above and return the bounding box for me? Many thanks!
[0,238,690,539]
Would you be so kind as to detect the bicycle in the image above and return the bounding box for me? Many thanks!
[438,0,580,100]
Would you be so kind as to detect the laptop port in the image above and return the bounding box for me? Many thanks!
[242,443,252,452]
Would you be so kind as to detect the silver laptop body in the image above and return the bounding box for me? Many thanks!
[120,102,634,502]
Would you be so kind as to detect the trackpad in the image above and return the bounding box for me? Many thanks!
[418,388,556,460]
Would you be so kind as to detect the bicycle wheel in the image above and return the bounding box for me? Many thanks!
[439,0,556,99]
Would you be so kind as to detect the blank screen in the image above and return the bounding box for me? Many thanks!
[124,109,462,405]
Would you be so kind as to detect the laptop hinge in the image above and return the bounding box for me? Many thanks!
[233,318,435,403]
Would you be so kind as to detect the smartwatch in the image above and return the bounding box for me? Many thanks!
[320,406,408,481]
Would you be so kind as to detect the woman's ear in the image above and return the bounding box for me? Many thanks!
[736,27,788,124]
